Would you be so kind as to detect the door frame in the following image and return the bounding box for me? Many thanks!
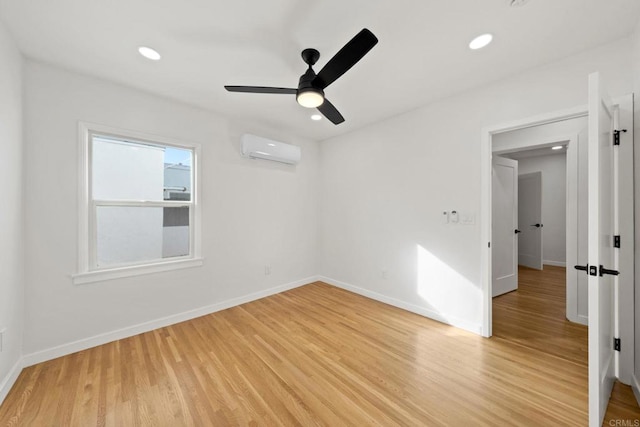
[615,94,634,384]
[480,96,634,386]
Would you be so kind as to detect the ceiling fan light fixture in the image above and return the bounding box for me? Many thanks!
[297,89,324,108]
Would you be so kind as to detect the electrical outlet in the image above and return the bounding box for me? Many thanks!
[264,266,271,276]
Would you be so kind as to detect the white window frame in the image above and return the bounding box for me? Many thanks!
[73,122,202,285]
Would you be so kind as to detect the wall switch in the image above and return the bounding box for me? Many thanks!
[461,213,476,225]
[450,210,459,223]
[264,266,271,276]
[442,211,449,224]
[381,270,388,279]
[0,328,5,352]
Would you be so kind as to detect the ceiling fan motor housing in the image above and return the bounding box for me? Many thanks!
[298,49,324,99]
[301,48,320,66]
[297,67,324,107]
[297,68,321,92]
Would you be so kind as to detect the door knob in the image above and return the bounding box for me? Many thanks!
[599,265,620,276]
[514,229,521,234]
[531,223,542,228]
[575,264,597,275]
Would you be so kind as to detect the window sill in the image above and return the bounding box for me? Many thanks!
[72,258,204,285]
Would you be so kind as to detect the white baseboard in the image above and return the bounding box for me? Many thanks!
[318,276,482,335]
[543,260,566,267]
[632,373,640,407]
[22,276,319,368]
[566,313,588,326]
[0,358,23,406]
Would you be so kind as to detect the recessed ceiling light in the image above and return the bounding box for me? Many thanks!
[469,34,493,50]
[311,114,322,121]
[551,145,564,150]
[138,46,161,61]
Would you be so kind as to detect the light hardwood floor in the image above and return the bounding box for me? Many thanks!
[0,267,638,425]
[494,265,640,425]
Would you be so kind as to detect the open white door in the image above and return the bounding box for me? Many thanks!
[492,156,518,297]
[584,72,617,427]
[518,172,543,270]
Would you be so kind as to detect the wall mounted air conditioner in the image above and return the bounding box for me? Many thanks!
[241,134,301,165]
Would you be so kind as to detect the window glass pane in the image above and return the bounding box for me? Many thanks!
[92,136,165,201]
[162,207,190,258]
[164,147,192,201]
[96,206,190,267]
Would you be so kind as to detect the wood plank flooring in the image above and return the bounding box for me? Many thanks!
[494,265,640,426]
[0,267,638,425]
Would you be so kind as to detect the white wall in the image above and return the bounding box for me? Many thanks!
[319,37,634,334]
[22,61,319,357]
[0,20,24,402]
[516,153,567,266]
[633,17,640,396]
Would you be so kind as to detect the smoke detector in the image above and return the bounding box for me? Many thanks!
[507,0,531,6]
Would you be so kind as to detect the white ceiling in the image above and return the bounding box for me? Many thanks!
[1,0,639,141]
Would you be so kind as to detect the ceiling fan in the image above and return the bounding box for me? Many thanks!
[224,28,378,125]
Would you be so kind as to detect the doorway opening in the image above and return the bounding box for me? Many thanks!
[489,118,589,376]
[491,116,588,326]
[479,91,635,424]
[480,105,589,337]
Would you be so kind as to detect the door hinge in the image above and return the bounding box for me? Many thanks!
[613,129,627,146]
[614,338,621,352]
[614,235,621,248]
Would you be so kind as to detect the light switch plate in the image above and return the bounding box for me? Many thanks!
[461,213,476,225]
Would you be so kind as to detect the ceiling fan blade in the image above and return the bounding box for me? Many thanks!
[317,98,345,125]
[313,28,378,90]
[225,86,297,94]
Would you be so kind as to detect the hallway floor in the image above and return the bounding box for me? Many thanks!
[493,265,640,424]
